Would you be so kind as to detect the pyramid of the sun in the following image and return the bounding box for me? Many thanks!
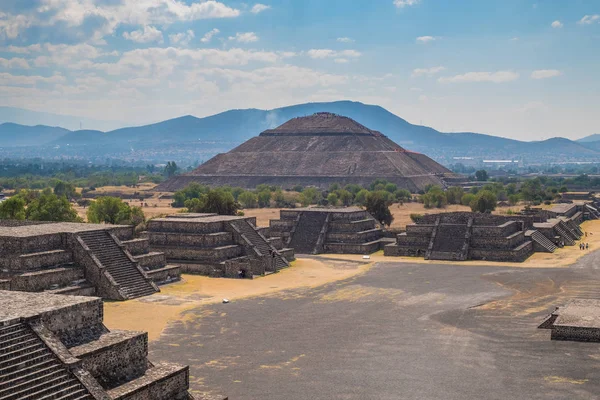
[157,112,464,192]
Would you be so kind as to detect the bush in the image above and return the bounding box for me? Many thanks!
[365,191,394,226]
[446,186,464,205]
[354,189,370,206]
[409,213,423,223]
[28,189,81,222]
[87,196,133,224]
[238,191,258,208]
[421,186,447,209]
[461,193,476,206]
[469,190,497,213]
[0,196,26,220]
[327,193,339,206]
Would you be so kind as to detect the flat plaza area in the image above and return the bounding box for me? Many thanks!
[103,221,600,400]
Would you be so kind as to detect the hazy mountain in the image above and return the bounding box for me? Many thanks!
[2,101,599,164]
[0,106,127,132]
[0,123,69,147]
[577,134,600,143]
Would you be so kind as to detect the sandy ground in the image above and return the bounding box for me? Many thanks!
[103,257,371,341]
[104,219,600,342]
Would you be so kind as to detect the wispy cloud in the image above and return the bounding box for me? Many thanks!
[438,71,519,84]
[169,30,195,46]
[200,28,220,43]
[412,66,446,77]
[531,69,562,79]
[123,26,163,43]
[394,0,420,8]
[416,36,436,44]
[307,49,361,59]
[578,15,600,25]
[337,37,355,43]
[551,20,563,28]
[0,57,30,69]
[251,4,271,14]
[229,32,259,43]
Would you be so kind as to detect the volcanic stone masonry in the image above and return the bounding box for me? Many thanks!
[539,299,600,343]
[155,112,466,192]
[0,221,181,301]
[0,290,214,400]
[144,213,294,278]
[384,203,595,262]
[266,207,394,255]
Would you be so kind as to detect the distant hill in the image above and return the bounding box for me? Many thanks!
[2,101,599,164]
[578,134,600,143]
[0,123,69,147]
[0,106,127,132]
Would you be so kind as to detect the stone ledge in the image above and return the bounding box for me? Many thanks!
[70,329,147,358]
[107,362,190,400]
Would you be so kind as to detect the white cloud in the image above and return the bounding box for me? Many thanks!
[510,37,519,41]
[337,37,355,43]
[251,4,271,14]
[123,25,163,43]
[411,66,446,77]
[410,87,423,92]
[229,32,259,43]
[334,58,349,64]
[551,20,563,28]
[416,36,436,43]
[578,15,600,25]
[200,28,220,43]
[2,44,42,54]
[0,57,30,69]
[307,49,361,59]
[0,72,65,86]
[438,71,520,84]
[394,0,420,8]
[531,69,562,79]
[0,14,31,39]
[169,30,195,46]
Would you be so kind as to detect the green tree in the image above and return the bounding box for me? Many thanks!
[394,189,412,203]
[87,197,132,224]
[446,186,464,204]
[273,189,286,207]
[54,180,77,199]
[365,191,394,226]
[202,189,238,215]
[384,183,398,193]
[421,186,447,209]
[257,191,272,208]
[28,190,81,222]
[344,184,362,195]
[172,183,209,207]
[354,189,370,206]
[238,191,258,208]
[475,170,489,182]
[508,194,520,206]
[327,192,339,206]
[337,189,353,206]
[461,193,476,206]
[299,187,321,206]
[164,161,179,178]
[470,190,497,213]
[0,196,26,220]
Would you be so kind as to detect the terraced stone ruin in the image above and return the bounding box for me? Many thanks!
[156,112,465,192]
[266,207,393,255]
[0,290,208,400]
[0,221,180,300]
[539,299,600,342]
[144,213,294,278]
[385,204,594,261]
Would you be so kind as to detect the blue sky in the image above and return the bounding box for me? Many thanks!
[0,0,598,140]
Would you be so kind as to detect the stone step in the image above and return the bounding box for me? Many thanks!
[2,372,72,400]
[0,344,45,364]
[0,364,61,392]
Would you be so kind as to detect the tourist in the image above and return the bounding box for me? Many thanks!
[586,243,589,250]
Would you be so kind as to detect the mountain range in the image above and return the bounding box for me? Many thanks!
[0,101,598,165]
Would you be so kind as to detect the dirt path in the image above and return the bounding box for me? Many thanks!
[103,257,371,341]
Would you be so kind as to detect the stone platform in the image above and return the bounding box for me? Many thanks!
[267,207,392,255]
[539,299,600,342]
[0,290,205,399]
[145,213,294,279]
[0,221,180,301]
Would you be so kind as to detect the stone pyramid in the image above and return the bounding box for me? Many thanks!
[157,112,463,192]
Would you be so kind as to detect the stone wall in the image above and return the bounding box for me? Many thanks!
[10,267,84,292]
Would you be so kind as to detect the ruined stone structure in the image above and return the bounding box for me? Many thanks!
[0,221,180,301]
[0,290,204,399]
[383,211,586,262]
[145,213,294,278]
[266,207,393,255]
[156,113,464,192]
[539,300,600,342]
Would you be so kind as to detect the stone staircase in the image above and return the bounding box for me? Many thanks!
[428,223,469,261]
[288,212,329,254]
[0,322,93,400]
[553,223,576,246]
[229,220,288,270]
[78,231,157,300]
[529,230,557,253]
